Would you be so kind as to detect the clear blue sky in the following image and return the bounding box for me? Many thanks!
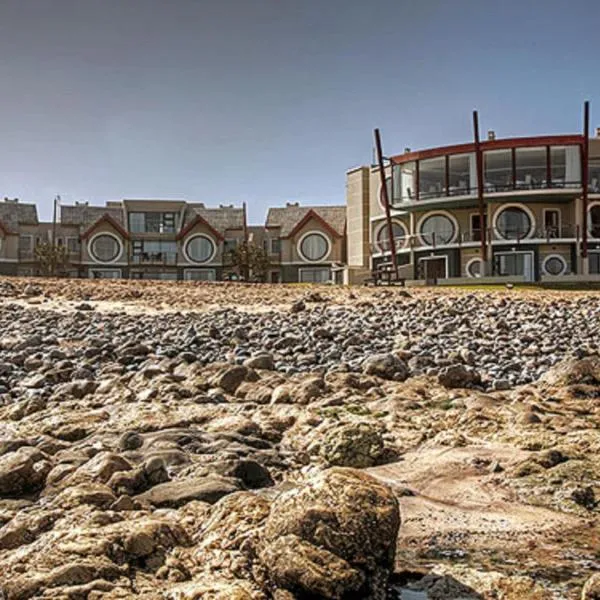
[1,0,599,223]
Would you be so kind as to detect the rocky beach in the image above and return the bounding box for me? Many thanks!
[0,278,598,599]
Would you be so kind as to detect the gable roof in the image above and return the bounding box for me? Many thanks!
[177,213,224,241]
[0,201,39,230]
[182,204,244,236]
[61,204,124,228]
[80,213,130,240]
[265,205,346,238]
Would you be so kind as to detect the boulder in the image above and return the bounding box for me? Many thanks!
[0,447,52,497]
[243,353,275,371]
[261,467,400,598]
[319,423,385,468]
[438,364,481,389]
[362,353,409,381]
[212,365,249,393]
[582,573,600,599]
[135,476,241,507]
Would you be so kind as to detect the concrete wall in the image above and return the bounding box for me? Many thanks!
[346,167,371,268]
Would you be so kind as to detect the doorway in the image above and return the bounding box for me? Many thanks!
[420,256,448,283]
[495,251,534,281]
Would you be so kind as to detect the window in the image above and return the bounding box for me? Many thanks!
[542,255,567,276]
[484,150,512,192]
[466,258,483,278]
[419,157,446,199]
[132,240,177,263]
[449,153,474,195]
[90,234,120,262]
[185,235,215,263]
[590,252,600,275]
[224,239,238,253]
[419,214,456,245]
[495,207,533,240]
[550,147,566,187]
[392,161,416,204]
[515,147,546,189]
[90,269,121,279]
[376,221,407,252]
[589,205,600,238]
[544,209,560,238]
[299,232,329,261]
[299,268,330,283]
[271,238,281,254]
[19,235,32,253]
[56,237,64,247]
[590,158,600,192]
[184,269,216,281]
[128,212,177,233]
[470,214,487,242]
[66,238,80,254]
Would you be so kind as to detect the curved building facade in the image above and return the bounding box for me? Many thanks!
[346,130,600,283]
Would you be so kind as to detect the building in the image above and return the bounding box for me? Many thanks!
[265,202,346,283]
[346,127,600,284]
[0,197,347,283]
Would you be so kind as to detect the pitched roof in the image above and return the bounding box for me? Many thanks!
[80,213,130,240]
[177,213,224,241]
[266,204,346,238]
[183,204,244,235]
[0,200,39,230]
[61,204,124,228]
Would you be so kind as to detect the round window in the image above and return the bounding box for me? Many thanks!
[496,207,532,240]
[91,235,120,262]
[299,232,329,261]
[185,235,215,263]
[377,221,407,252]
[420,214,455,245]
[466,258,483,278]
[589,205,600,238]
[543,255,567,276]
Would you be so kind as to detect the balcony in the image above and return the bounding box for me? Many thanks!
[131,252,177,265]
[371,225,581,255]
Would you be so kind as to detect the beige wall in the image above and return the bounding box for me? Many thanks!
[346,167,370,268]
[282,216,344,264]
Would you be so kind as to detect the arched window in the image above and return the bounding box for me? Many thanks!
[420,214,455,245]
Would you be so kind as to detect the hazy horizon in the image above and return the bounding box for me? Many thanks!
[1,0,599,224]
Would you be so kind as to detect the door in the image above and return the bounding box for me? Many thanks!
[544,209,560,238]
[498,252,534,282]
[422,257,447,282]
[470,214,488,242]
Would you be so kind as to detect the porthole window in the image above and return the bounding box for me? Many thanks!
[185,235,216,264]
[376,221,407,252]
[90,234,121,263]
[466,258,483,278]
[419,213,456,245]
[542,254,567,276]
[298,232,330,262]
[495,206,533,240]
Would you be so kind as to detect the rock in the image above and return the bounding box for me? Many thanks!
[243,353,275,370]
[438,364,481,389]
[226,459,274,489]
[135,476,241,507]
[320,423,385,468]
[582,573,600,599]
[262,468,400,598]
[362,353,409,381]
[212,365,249,393]
[290,300,305,313]
[0,447,52,497]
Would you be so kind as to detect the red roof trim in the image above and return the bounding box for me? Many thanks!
[391,134,584,164]
[176,214,224,241]
[81,213,130,240]
[285,209,342,239]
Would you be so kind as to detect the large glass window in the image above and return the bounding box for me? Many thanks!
[392,161,416,203]
[19,235,32,253]
[589,205,600,238]
[376,221,407,252]
[91,235,120,262]
[299,268,331,283]
[590,158,600,192]
[484,150,512,192]
[419,157,446,199]
[299,233,329,261]
[550,147,566,187]
[185,235,215,263]
[129,212,177,233]
[449,154,474,195]
[420,214,455,245]
[495,207,532,240]
[132,240,177,263]
[515,147,546,189]
[185,269,216,281]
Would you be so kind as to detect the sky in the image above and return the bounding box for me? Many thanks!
[1,0,599,224]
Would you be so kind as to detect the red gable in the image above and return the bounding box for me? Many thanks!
[176,214,224,241]
[286,209,342,239]
[80,213,130,240]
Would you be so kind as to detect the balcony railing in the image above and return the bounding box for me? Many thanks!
[372,225,582,254]
[131,252,177,265]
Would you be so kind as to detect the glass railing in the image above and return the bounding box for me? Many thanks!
[131,252,178,265]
